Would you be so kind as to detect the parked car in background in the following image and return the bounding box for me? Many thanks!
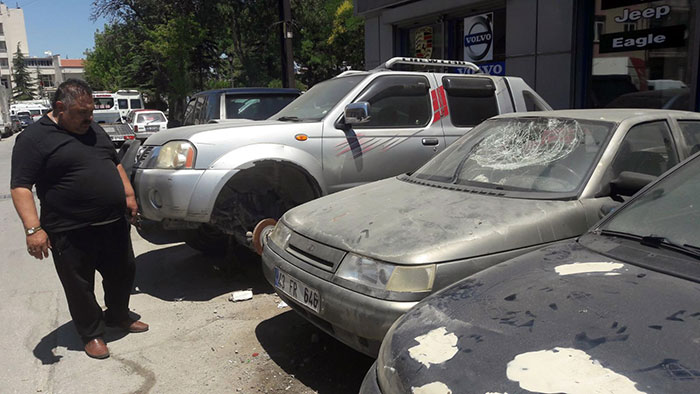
[9,115,22,134]
[174,87,302,127]
[126,109,168,141]
[262,109,700,357]
[132,57,551,255]
[17,112,33,129]
[361,150,700,394]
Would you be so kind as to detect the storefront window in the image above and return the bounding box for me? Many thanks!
[589,0,695,110]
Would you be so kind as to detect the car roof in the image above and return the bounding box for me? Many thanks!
[192,87,301,96]
[494,108,700,122]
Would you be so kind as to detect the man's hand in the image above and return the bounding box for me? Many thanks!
[126,195,138,224]
[26,230,51,260]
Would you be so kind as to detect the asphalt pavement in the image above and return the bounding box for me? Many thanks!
[0,131,373,394]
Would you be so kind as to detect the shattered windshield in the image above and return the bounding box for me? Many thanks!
[412,117,613,194]
[274,74,366,121]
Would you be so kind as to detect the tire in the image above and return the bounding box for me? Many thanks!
[184,224,230,256]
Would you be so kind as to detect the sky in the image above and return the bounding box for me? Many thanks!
[17,0,108,59]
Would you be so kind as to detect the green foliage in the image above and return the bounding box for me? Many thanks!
[85,0,363,119]
[12,43,36,100]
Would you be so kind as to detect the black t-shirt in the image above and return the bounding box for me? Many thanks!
[11,115,126,232]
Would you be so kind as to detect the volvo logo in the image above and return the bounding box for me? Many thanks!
[464,14,494,62]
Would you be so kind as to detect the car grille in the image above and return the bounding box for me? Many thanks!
[286,232,346,273]
[135,146,155,168]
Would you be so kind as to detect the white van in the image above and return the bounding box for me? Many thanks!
[114,90,144,118]
[93,91,121,123]
[10,102,49,122]
[93,90,145,123]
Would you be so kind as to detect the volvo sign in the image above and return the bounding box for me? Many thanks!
[464,13,494,62]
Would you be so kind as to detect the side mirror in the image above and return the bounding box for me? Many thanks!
[610,171,656,199]
[344,102,371,125]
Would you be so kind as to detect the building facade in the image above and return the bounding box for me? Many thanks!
[0,3,29,90]
[355,0,699,111]
[0,4,84,99]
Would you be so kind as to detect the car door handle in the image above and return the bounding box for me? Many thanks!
[422,138,439,146]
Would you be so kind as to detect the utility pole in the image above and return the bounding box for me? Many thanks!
[279,0,295,88]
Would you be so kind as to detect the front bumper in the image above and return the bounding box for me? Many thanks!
[261,241,418,358]
[134,168,207,222]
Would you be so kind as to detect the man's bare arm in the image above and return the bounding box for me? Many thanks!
[11,187,50,259]
[117,164,138,220]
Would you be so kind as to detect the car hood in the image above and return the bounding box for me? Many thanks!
[377,240,700,394]
[377,242,700,393]
[143,119,282,145]
[283,177,588,264]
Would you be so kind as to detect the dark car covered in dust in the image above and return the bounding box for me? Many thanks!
[262,109,700,357]
[361,150,700,394]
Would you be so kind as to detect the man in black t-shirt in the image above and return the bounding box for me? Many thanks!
[10,79,148,360]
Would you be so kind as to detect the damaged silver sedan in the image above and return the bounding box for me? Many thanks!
[261,109,700,357]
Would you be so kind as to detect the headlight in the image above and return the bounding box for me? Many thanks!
[335,253,435,292]
[269,221,293,249]
[155,141,196,169]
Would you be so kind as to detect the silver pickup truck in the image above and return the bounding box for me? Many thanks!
[132,57,551,254]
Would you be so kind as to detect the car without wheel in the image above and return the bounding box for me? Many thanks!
[262,109,700,357]
[360,149,700,394]
[131,57,551,255]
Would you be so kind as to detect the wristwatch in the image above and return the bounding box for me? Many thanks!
[25,226,42,236]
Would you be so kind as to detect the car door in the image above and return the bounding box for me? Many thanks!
[582,119,681,227]
[322,74,444,192]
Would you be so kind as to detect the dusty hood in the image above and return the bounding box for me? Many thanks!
[143,119,280,145]
[283,177,588,264]
[378,240,700,393]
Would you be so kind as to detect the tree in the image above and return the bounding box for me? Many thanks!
[12,43,35,100]
[85,0,364,119]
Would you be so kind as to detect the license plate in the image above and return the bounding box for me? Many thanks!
[274,267,320,313]
[145,125,159,131]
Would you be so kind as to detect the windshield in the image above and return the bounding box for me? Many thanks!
[274,75,366,121]
[602,155,700,249]
[412,117,613,194]
[137,113,166,123]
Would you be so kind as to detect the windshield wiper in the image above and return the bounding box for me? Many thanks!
[598,230,700,259]
[277,116,302,122]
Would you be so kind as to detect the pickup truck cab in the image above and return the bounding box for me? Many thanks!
[132,57,551,253]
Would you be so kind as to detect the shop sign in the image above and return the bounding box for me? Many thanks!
[599,25,686,53]
[464,13,494,62]
[414,26,433,59]
[601,0,656,10]
[457,61,505,76]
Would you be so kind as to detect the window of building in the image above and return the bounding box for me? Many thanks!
[0,41,6,53]
[0,58,8,69]
[589,0,695,110]
[1,77,8,89]
[39,75,55,88]
[594,16,606,42]
[0,23,4,35]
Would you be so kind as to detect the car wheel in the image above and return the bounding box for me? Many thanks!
[184,224,230,256]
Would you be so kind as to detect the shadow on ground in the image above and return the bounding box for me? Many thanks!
[33,316,141,364]
[132,244,274,302]
[256,311,374,394]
